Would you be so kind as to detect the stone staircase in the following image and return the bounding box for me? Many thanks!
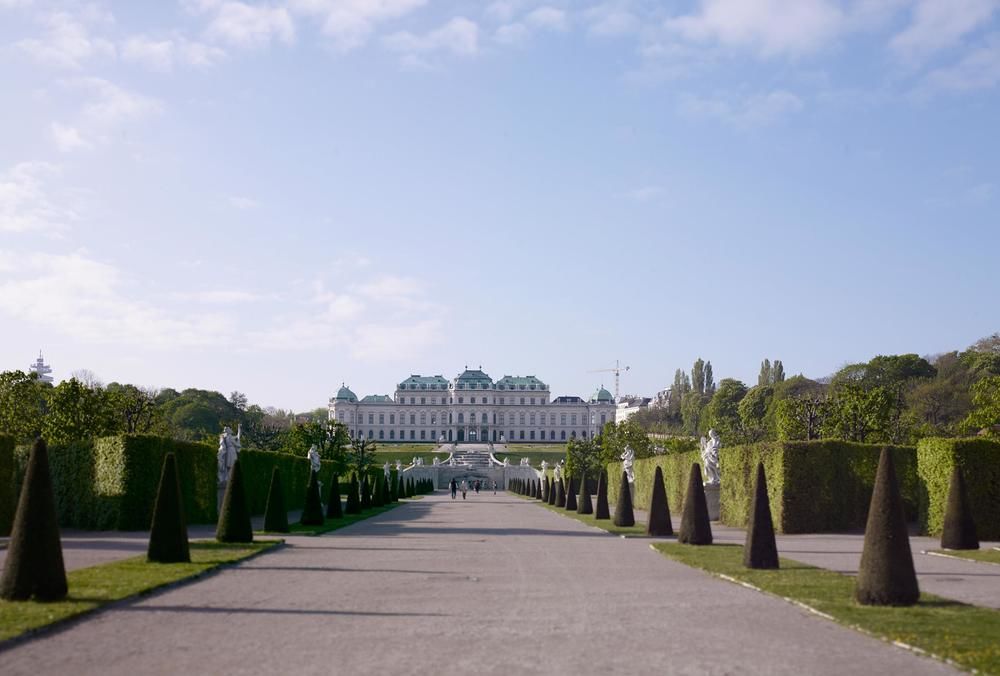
[449,444,493,468]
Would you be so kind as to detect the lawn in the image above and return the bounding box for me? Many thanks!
[257,500,410,536]
[653,542,1000,674]
[0,540,281,644]
[373,444,448,464]
[929,549,1000,566]
[496,444,566,467]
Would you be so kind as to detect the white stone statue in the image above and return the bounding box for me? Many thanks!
[433,457,440,466]
[412,456,418,467]
[520,457,529,467]
[449,457,456,467]
[217,425,241,485]
[700,429,722,486]
[553,461,563,482]
[500,434,505,443]
[307,445,321,474]
[540,459,549,473]
[395,460,403,472]
[503,457,509,467]
[383,461,391,477]
[620,445,635,484]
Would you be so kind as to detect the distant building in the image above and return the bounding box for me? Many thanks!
[328,367,615,444]
[29,351,53,384]
[615,395,651,423]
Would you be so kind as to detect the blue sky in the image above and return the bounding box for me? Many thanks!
[1,0,998,411]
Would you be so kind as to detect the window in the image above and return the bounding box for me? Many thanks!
[410,397,415,404]
[500,397,504,405]
[600,414,606,425]
[571,414,578,425]
[561,413,566,425]
[519,430,525,439]
[550,414,555,425]
[420,430,426,440]
[390,430,395,440]
[582,430,588,438]
[368,413,374,424]
[530,397,535,405]
[431,430,436,440]
[338,411,345,421]
[421,397,425,404]
[519,413,525,425]
[420,412,426,424]
[550,430,555,440]
[509,430,514,439]
[459,397,464,404]
[529,413,535,425]
[458,413,464,423]
[499,413,505,425]
[379,413,384,424]
[561,430,566,440]
[379,430,384,439]
[368,430,373,439]
[520,397,525,405]
[481,412,488,423]
[431,414,437,425]
[390,413,395,424]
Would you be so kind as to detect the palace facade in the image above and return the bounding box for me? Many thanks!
[328,368,616,444]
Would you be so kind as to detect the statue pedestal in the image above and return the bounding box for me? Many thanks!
[704,484,720,521]
[217,485,226,518]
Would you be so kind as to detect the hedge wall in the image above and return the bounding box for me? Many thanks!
[0,435,13,536]
[918,437,1000,539]
[719,440,918,534]
[607,450,702,515]
[11,435,337,530]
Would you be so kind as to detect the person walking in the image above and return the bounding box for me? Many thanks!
[460,479,468,500]
[492,480,497,495]
[474,479,481,495]
[450,478,458,500]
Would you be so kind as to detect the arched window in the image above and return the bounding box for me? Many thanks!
[458,412,464,423]
[481,413,488,423]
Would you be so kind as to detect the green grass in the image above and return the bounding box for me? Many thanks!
[496,445,566,467]
[929,549,1000,566]
[258,501,407,536]
[0,540,281,644]
[520,493,648,537]
[373,445,448,465]
[653,542,1000,674]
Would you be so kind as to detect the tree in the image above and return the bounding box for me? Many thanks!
[704,361,715,394]
[350,437,378,477]
[691,358,706,395]
[738,385,774,442]
[961,376,1000,435]
[0,370,48,442]
[758,360,772,387]
[772,360,785,383]
[228,391,248,411]
[240,404,288,453]
[565,437,603,482]
[287,420,350,467]
[600,420,653,462]
[775,394,829,441]
[824,382,894,443]
[105,383,160,434]
[41,378,113,445]
[703,379,747,441]
[681,391,709,436]
[971,332,1000,354]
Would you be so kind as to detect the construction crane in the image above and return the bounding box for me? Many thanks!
[588,360,630,402]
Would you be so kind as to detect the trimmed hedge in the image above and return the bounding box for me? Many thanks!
[12,435,336,530]
[0,435,14,536]
[607,450,701,519]
[718,440,918,534]
[918,437,1000,540]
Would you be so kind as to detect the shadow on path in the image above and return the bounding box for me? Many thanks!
[118,605,447,618]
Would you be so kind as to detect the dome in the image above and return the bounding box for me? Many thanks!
[335,384,358,402]
[590,387,613,403]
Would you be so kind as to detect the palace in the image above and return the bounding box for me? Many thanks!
[328,368,615,444]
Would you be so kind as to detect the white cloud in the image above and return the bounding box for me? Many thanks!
[891,0,999,60]
[495,22,529,45]
[50,122,92,152]
[679,89,805,127]
[525,6,567,32]
[121,35,226,71]
[204,1,295,48]
[922,35,1000,92]
[288,0,427,51]
[665,0,845,57]
[584,3,640,37]
[0,162,77,234]
[71,77,162,126]
[15,10,116,69]
[384,16,479,61]
[486,1,521,22]
[228,195,258,210]
[173,289,275,304]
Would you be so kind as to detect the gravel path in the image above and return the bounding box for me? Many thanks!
[1,492,956,675]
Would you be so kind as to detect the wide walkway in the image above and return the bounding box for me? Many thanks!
[1,493,955,675]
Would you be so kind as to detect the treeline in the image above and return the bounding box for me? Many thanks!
[0,372,348,459]
[632,333,1000,446]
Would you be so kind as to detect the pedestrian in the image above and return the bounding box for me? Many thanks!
[450,478,457,500]
[461,479,468,500]
[474,480,481,494]
[492,480,497,495]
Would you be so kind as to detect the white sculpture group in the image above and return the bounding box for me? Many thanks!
[217,425,241,486]
[621,445,635,484]
[700,429,722,486]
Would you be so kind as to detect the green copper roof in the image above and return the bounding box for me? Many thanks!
[590,387,614,403]
[496,375,547,390]
[399,375,449,389]
[360,394,393,403]
[335,384,357,402]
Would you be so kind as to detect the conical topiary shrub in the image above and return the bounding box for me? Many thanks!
[678,463,712,545]
[263,466,289,533]
[217,458,253,543]
[345,473,361,514]
[941,465,979,550]
[743,462,778,569]
[565,476,578,511]
[407,477,414,498]
[577,473,593,515]
[537,479,544,501]
[855,449,919,606]
[541,477,549,502]
[371,474,384,507]
[0,438,67,601]
[361,475,372,509]
[647,466,673,537]
[595,471,610,520]
[326,473,343,519]
[548,477,556,505]
[556,478,566,507]
[300,470,325,526]
[613,471,635,527]
[147,452,191,563]
[383,474,391,504]
[394,473,403,502]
